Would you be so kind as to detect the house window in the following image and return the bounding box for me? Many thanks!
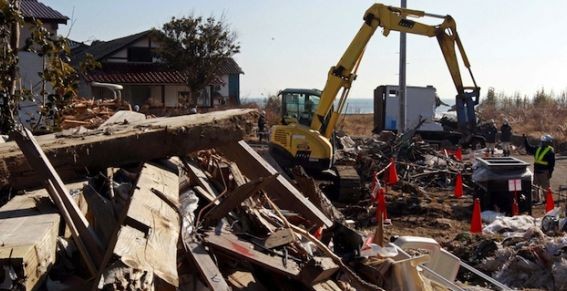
[127,47,152,62]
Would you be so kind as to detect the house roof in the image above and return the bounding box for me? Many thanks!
[217,58,244,75]
[21,0,68,24]
[84,63,225,85]
[73,30,243,75]
[73,30,153,63]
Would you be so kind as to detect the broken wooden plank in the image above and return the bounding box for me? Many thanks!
[0,182,84,291]
[216,141,332,227]
[298,257,339,285]
[186,242,230,291]
[227,270,269,291]
[185,161,220,198]
[110,164,180,287]
[111,163,180,287]
[204,174,278,223]
[264,228,295,249]
[311,280,343,291]
[204,230,301,277]
[0,109,258,191]
[292,166,344,222]
[13,128,103,274]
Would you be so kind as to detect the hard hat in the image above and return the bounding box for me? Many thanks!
[541,134,553,142]
[261,110,266,115]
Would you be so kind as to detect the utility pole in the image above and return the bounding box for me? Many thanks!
[398,0,407,132]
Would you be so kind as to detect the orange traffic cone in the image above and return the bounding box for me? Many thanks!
[455,147,463,161]
[376,188,389,221]
[454,172,463,198]
[470,198,483,234]
[545,187,555,213]
[387,158,398,186]
[512,198,519,216]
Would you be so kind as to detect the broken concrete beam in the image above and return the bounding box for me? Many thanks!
[0,182,85,290]
[110,163,180,287]
[216,141,332,227]
[0,109,258,191]
[99,110,146,127]
[204,230,301,277]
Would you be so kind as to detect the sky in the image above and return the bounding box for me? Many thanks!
[44,0,567,100]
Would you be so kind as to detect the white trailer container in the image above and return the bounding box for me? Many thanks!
[374,85,442,132]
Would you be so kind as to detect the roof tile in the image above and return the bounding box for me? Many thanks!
[83,63,226,85]
[21,0,68,23]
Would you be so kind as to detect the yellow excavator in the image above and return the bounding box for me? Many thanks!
[270,3,480,172]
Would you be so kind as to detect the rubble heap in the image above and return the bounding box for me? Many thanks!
[59,97,132,129]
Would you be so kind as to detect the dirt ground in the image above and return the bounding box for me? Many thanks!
[355,153,567,246]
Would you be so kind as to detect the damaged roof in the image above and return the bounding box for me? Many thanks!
[21,0,68,24]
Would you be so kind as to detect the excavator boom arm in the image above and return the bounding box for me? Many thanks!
[311,3,479,138]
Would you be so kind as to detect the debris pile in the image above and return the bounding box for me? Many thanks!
[337,132,471,186]
[0,109,450,291]
[1,109,563,290]
[444,215,567,290]
[334,132,474,228]
[59,97,131,129]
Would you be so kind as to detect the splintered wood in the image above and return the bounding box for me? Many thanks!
[111,163,180,287]
[0,182,86,290]
[217,140,332,227]
[60,97,131,129]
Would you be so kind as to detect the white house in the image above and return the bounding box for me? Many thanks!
[73,30,244,110]
[17,0,68,127]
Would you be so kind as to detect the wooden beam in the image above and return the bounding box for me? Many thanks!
[204,174,278,223]
[264,228,295,249]
[0,182,84,290]
[0,109,258,191]
[216,141,332,227]
[13,128,103,274]
[185,161,220,198]
[185,242,230,291]
[298,257,339,285]
[204,230,301,277]
[111,163,180,287]
[227,270,269,290]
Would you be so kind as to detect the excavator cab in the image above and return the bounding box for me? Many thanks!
[280,88,321,126]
